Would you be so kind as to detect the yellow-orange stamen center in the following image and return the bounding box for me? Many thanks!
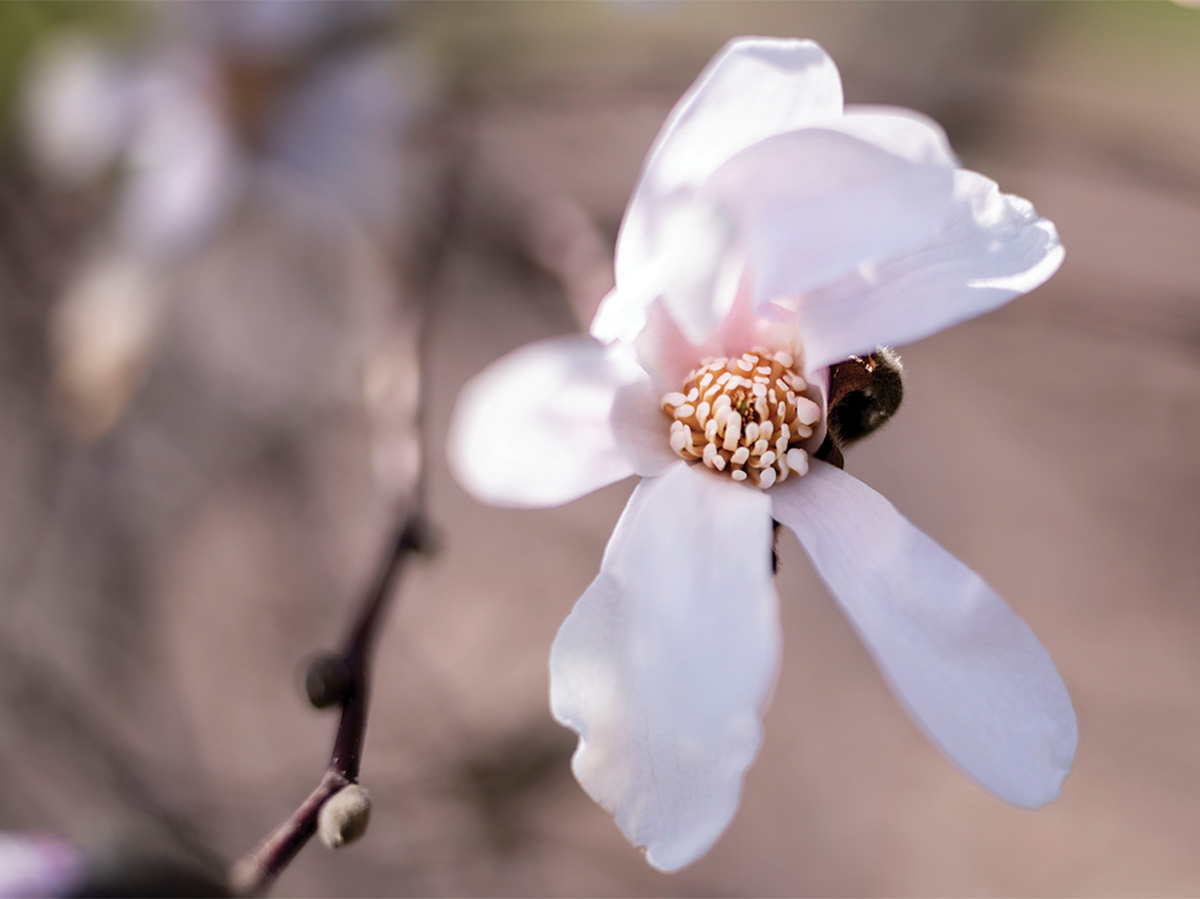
[661,349,821,488]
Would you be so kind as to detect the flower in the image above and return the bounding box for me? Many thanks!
[448,37,1075,872]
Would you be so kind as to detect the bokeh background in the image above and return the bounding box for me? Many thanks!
[2,1,1199,896]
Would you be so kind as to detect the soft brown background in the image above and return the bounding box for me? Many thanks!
[2,2,1199,896]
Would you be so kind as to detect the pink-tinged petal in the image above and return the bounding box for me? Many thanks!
[772,461,1076,808]
[610,376,678,478]
[701,128,955,311]
[795,168,1065,373]
[551,462,780,871]
[448,335,646,508]
[614,38,842,315]
[0,834,84,898]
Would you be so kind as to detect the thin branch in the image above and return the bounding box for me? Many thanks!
[229,520,422,897]
[228,110,470,898]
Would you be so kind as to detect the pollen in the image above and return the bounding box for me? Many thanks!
[661,349,820,488]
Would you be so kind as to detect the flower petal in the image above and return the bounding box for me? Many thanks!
[794,168,1065,373]
[834,105,958,167]
[771,461,1076,808]
[448,335,645,508]
[550,461,780,871]
[701,128,955,311]
[610,38,842,330]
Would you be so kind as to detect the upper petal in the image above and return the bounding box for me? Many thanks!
[611,38,842,320]
[448,335,645,508]
[794,168,1065,373]
[701,128,955,311]
[550,461,780,871]
[771,461,1077,808]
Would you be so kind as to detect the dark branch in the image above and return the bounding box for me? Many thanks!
[229,518,421,897]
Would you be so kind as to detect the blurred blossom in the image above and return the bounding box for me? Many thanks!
[20,2,430,440]
[0,834,83,899]
[51,250,161,441]
[450,38,1074,871]
[21,3,424,257]
[20,34,135,189]
[116,50,243,260]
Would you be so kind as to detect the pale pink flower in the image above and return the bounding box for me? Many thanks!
[449,38,1075,871]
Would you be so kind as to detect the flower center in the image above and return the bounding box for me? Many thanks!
[661,349,821,489]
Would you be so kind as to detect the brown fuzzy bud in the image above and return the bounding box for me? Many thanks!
[318,785,371,850]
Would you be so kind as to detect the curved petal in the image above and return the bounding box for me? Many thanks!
[771,461,1076,808]
[795,168,1065,372]
[701,128,955,310]
[835,105,958,166]
[551,462,780,871]
[448,335,645,508]
[614,38,842,311]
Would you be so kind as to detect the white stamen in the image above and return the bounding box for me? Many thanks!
[663,392,687,407]
[744,422,759,443]
[754,439,769,455]
[722,412,741,451]
[758,467,776,489]
[705,419,719,441]
[696,401,710,426]
[712,453,726,471]
[703,443,718,467]
[786,448,808,475]
[670,430,688,453]
[736,359,753,372]
[674,404,695,419]
[686,388,699,403]
[700,372,714,389]
[774,351,794,368]
[731,469,747,482]
[731,446,750,465]
[759,450,776,467]
[795,398,820,425]
[759,421,773,440]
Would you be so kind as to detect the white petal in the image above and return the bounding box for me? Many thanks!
[610,376,680,478]
[448,335,645,508]
[612,38,842,325]
[551,462,779,871]
[795,168,1065,373]
[701,128,955,309]
[771,461,1076,808]
[835,105,958,167]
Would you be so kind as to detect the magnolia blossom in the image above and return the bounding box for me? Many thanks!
[449,38,1075,872]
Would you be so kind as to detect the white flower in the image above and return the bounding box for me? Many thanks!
[448,37,1075,872]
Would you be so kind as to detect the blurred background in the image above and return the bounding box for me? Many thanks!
[1,1,1199,895]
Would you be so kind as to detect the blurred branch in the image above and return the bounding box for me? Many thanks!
[228,110,470,898]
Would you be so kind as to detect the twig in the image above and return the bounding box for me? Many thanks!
[229,519,423,897]
[228,108,470,898]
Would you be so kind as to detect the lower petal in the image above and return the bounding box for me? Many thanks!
[771,461,1076,808]
[550,462,780,871]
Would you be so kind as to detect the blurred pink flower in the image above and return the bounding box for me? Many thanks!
[449,37,1074,871]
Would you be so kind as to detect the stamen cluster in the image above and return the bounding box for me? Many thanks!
[662,349,821,489]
